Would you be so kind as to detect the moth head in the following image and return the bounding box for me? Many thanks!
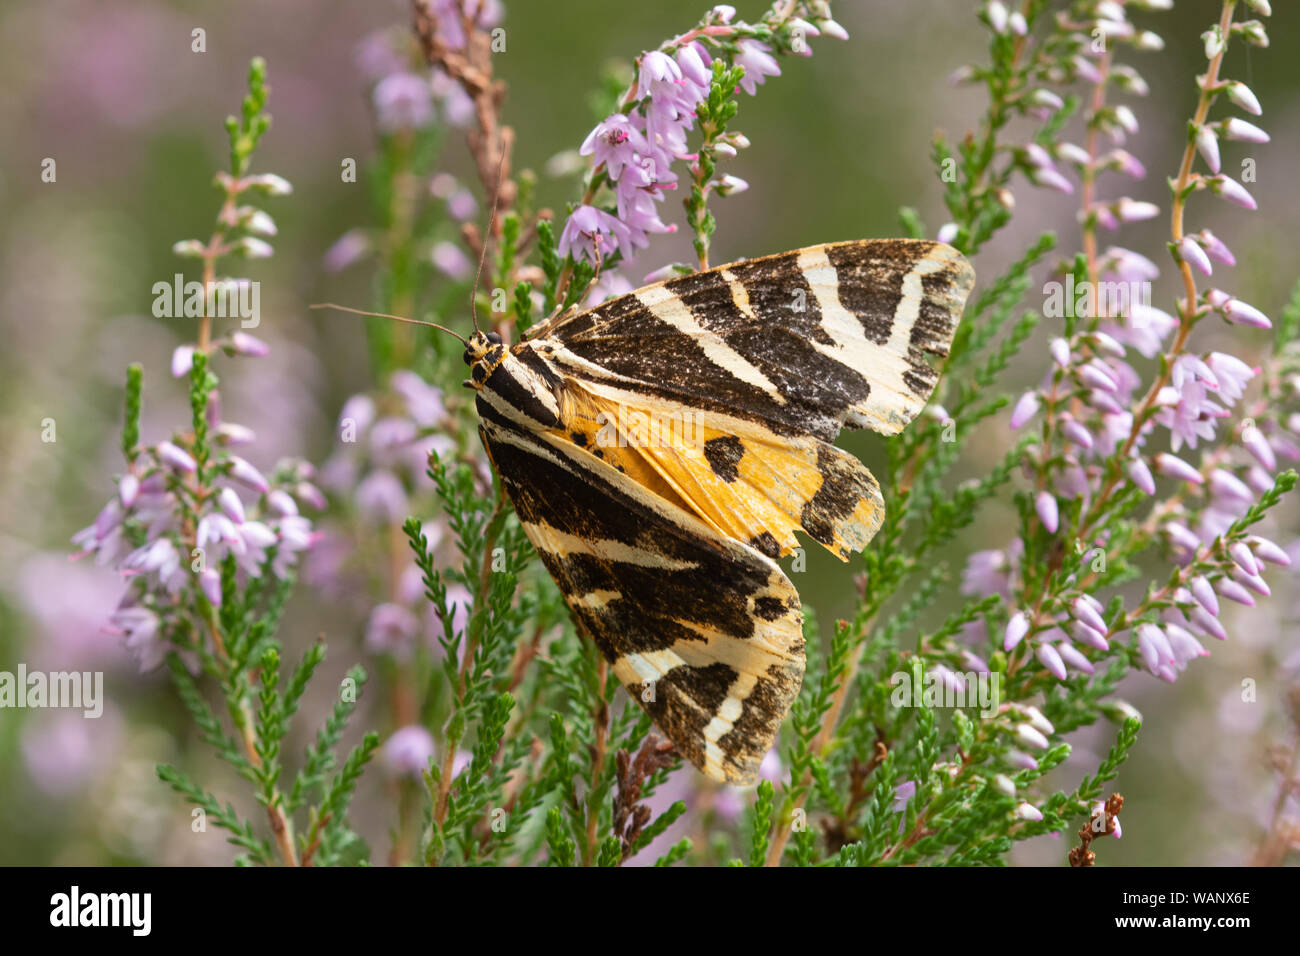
[462,329,504,390]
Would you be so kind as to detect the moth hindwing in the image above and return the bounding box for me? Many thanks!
[468,238,974,784]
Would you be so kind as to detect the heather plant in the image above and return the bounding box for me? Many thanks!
[71,0,1297,867]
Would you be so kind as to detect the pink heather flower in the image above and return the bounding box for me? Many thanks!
[1004,612,1030,652]
[1030,166,1073,194]
[218,487,246,523]
[1247,535,1290,567]
[157,441,197,473]
[1175,237,1213,276]
[431,241,472,280]
[1035,491,1059,533]
[171,345,196,378]
[1071,620,1110,651]
[1056,642,1094,675]
[1072,596,1107,634]
[1014,802,1044,822]
[558,205,635,262]
[1206,353,1254,402]
[1196,230,1235,266]
[383,725,436,776]
[1229,541,1259,576]
[1050,338,1070,367]
[1189,575,1220,614]
[373,73,435,132]
[936,222,959,244]
[1209,175,1257,210]
[1007,749,1038,771]
[323,229,371,272]
[199,567,222,606]
[1226,81,1262,115]
[1222,117,1269,143]
[1209,468,1253,506]
[1010,391,1040,429]
[1036,642,1067,680]
[366,602,420,657]
[962,546,1018,598]
[733,40,781,95]
[1137,623,1174,672]
[1193,125,1221,173]
[1222,297,1272,329]
[1128,457,1159,496]
[391,370,446,427]
[215,422,257,447]
[230,331,269,357]
[675,41,712,88]
[117,474,140,509]
[1215,577,1255,607]
[892,780,917,812]
[1015,723,1049,750]
[1164,623,1208,664]
[1242,424,1277,469]
[1115,197,1159,223]
[227,455,270,493]
[1231,566,1270,597]
[1190,605,1228,641]
[1154,452,1203,484]
[1060,418,1094,451]
[580,113,653,180]
[109,603,165,672]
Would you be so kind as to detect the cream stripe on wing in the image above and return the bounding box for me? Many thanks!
[636,283,786,405]
[520,519,698,570]
[702,671,758,778]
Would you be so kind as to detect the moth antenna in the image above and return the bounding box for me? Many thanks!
[471,146,510,335]
[309,303,468,346]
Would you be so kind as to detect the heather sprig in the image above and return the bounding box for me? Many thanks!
[77,59,377,867]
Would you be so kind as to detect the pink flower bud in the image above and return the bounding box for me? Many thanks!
[1194,125,1221,173]
[218,487,246,523]
[230,332,269,357]
[1036,642,1067,680]
[171,345,196,378]
[1189,575,1219,615]
[1035,491,1059,533]
[1214,577,1255,607]
[227,455,269,493]
[1154,452,1202,484]
[1004,611,1030,652]
[1127,457,1156,494]
[1222,117,1269,143]
[1209,175,1257,210]
[1226,81,1262,116]
[1056,642,1095,674]
[1175,237,1213,276]
[157,441,197,473]
[1010,391,1040,429]
[1246,535,1290,567]
[1228,541,1259,576]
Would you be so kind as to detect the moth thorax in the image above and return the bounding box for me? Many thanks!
[480,350,563,430]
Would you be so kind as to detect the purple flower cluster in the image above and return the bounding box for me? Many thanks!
[962,2,1288,686]
[560,5,846,266]
[74,376,322,672]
